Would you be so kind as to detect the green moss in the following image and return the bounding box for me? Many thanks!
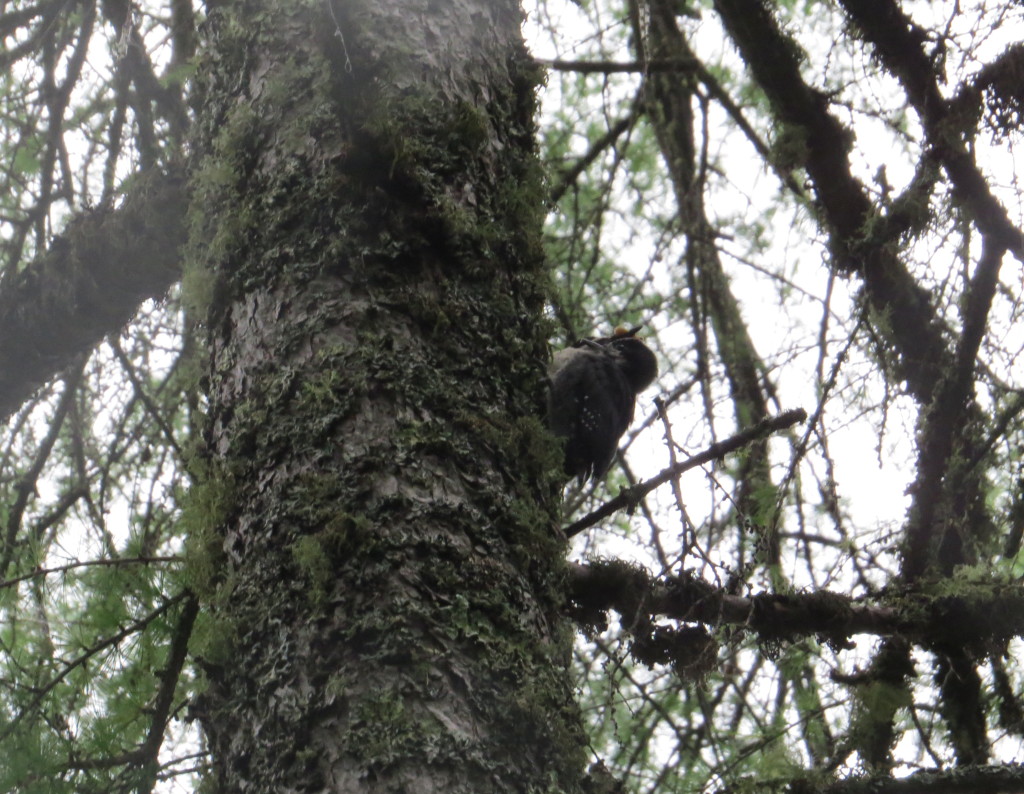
[289,509,376,604]
[771,121,810,174]
[179,465,238,598]
[291,535,333,603]
[182,2,582,787]
[189,611,238,667]
[350,689,413,760]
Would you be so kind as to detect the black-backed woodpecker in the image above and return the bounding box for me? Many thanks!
[548,326,658,482]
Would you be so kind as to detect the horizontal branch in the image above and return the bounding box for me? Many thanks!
[0,167,186,422]
[569,560,896,644]
[535,57,698,74]
[569,558,1024,648]
[784,763,1024,794]
[0,555,182,590]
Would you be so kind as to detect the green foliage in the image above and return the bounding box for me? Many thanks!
[0,0,1022,791]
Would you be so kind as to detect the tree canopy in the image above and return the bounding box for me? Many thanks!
[0,0,1022,792]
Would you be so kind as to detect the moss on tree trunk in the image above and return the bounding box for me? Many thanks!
[184,1,586,790]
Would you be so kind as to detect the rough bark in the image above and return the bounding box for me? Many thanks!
[186,1,585,791]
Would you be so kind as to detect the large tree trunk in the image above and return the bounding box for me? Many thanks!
[186,1,585,790]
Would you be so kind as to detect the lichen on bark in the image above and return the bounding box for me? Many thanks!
[184,1,585,791]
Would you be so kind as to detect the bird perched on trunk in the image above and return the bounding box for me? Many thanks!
[547,326,658,482]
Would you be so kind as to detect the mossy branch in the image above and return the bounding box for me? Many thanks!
[0,167,186,422]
